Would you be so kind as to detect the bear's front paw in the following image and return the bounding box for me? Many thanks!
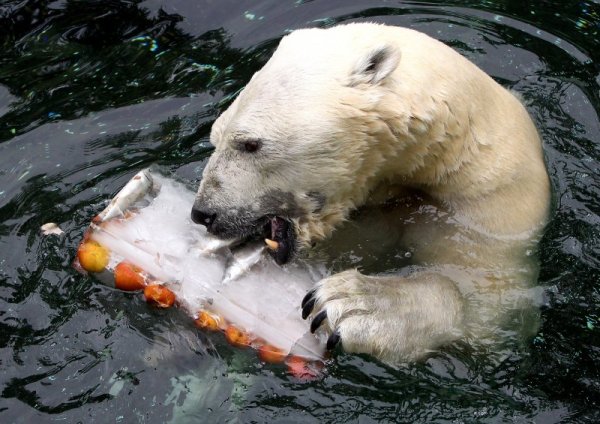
[301,269,463,362]
[302,270,391,354]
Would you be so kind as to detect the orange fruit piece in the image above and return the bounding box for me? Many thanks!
[114,262,146,291]
[286,356,323,381]
[144,284,176,308]
[195,311,221,331]
[257,344,287,363]
[224,325,251,348]
[77,240,110,273]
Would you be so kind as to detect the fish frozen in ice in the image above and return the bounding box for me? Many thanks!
[223,243,266,283]
[96,169,154,222]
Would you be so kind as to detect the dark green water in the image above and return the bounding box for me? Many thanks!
[1,0,599,422]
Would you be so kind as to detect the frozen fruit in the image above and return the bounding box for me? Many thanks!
[195,310,221,331]
[114,262,146,291]
[286,356,323,381]
[225,325,251,347]
[144,284,176,308]
[257,344,286,363]
[77,240,110,273]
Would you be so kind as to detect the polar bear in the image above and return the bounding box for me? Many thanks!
[191,23,551,363]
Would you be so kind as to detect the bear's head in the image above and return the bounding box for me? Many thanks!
[192,26,402,264]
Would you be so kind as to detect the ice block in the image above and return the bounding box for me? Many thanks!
[74,169,326,378]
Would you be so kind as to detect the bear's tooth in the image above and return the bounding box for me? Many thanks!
[264,238,279,250]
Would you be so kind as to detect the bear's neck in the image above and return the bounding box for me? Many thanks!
[370,87,514,202]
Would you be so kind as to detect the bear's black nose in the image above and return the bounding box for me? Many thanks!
[191,207,216,228]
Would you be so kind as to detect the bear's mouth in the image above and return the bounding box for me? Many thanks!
[262,216,295,265]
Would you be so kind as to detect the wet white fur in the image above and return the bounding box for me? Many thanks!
[199,23,551,363]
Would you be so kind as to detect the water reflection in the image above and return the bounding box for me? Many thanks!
[0,0,270,142]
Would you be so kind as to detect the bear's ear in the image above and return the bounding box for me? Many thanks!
[348,45,401,86]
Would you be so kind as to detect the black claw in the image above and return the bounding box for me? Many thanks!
[310,310,327,333]
[302,297,316,320]
[301,289,316,309]
[326,330,341,351]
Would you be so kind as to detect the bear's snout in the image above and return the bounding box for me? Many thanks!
[190,206,217,228]
[190,204,237,237]
[191,197,266,240]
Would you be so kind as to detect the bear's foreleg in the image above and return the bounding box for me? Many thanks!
[302,269,464,363]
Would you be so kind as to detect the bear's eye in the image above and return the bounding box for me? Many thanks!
[243,139,260,153]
